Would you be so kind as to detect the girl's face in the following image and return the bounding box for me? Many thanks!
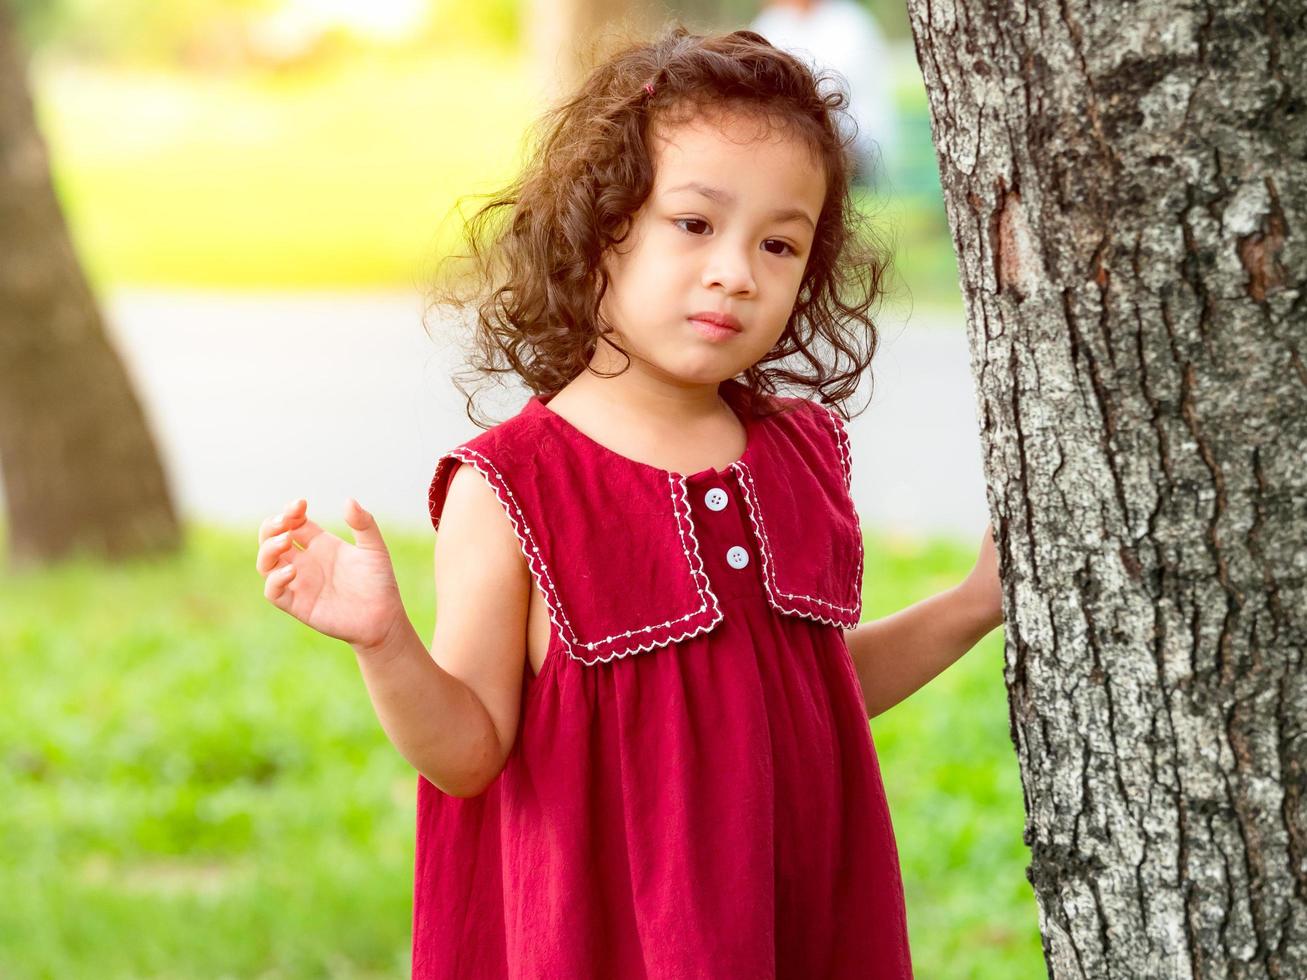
[593,108,827,386]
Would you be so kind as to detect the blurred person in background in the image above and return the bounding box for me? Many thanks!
[749,0,899,191]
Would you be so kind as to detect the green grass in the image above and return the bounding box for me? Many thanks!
[28,50,965,319]
[865,532,1045,976]
[0,520,1040,977]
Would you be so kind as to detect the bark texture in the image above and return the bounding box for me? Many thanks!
[904,0,1306,976]
[0,6,179,568]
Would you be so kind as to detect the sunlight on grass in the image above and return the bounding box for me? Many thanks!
[0,519,1039,976]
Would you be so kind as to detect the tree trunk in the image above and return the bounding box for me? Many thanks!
[903,0,1306,975]
[0,4,179,569]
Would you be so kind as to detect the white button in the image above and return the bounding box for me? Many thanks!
[726,546,750,569]
[704,488,729,511]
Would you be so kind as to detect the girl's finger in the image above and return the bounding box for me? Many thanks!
[265,563,296,603]
[259,512,284,543]
[279,514,324,548]
[259,500,306,544]
[280,501,309,529]
[264,566,284,602]
[257,531,294,575]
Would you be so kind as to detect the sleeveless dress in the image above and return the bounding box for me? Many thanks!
[414,378,913,979]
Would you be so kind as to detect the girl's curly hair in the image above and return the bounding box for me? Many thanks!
[425,21,896,428]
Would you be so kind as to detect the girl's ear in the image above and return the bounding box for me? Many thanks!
[591,253,610,306]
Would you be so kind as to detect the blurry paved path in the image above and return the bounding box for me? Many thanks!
[34,290,991,542]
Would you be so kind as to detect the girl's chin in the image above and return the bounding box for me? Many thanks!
[658,356,742,385]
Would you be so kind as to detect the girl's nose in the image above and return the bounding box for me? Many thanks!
[700,243,757,296]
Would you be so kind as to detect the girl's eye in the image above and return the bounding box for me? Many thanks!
[674,219,798,257]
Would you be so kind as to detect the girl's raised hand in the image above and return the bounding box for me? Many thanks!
[257,497,405,653]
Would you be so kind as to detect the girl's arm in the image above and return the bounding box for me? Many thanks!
[352,463,533,798]
[844,524,1004,719]
[351,615,509,799]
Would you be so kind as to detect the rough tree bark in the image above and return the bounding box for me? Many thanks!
[0,3,178,569]
[903,1,1305,976]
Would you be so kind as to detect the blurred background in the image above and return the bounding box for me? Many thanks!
[0,1,1038,975]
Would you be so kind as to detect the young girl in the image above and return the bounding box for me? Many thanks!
[257,24,1003,978]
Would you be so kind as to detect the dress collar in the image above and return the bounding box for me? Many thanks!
[522,377,761,482]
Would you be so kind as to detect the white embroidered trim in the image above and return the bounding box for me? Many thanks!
[731,459,861,628]
[431,447,577,662]
[567,473,723,666]
[431,451,722,667]
[815,403,864,607]
[816,402,854,492]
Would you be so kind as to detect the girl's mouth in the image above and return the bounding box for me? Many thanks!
[688,315,741,341]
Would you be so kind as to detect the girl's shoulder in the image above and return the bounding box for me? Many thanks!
[425,395,556,532]
[740,389,855,495]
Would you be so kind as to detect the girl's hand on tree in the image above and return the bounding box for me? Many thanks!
[962,520,1005,633]
[257,497,406,652]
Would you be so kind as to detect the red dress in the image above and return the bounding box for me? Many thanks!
[415,378,913,978]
